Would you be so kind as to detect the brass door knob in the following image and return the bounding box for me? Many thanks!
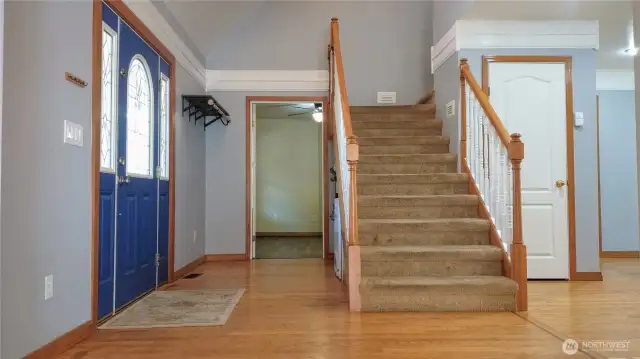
[555,180,566,188]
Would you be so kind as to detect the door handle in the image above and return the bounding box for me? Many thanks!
[118,176,131,185]
[555,180,566,188]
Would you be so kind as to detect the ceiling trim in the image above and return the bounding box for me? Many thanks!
[432,20,599,73]
[123,0,206,89]
[206,70,329,91]
[596,70,635,91]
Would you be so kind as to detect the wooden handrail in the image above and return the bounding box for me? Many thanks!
[460,59,510,147]
[331,18,354,139]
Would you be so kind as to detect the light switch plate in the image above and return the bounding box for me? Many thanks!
[45,275,54,300]
[64,120,83,147]
[574,112,584,127]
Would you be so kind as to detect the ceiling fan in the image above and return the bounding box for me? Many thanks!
[284,103,323,122]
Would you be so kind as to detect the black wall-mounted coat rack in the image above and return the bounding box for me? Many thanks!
[182,95,230,129]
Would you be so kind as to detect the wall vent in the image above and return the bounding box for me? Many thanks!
[377,92,396,104]
[445,100,456,118]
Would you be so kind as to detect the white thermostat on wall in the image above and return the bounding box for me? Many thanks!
[574,112,584,128]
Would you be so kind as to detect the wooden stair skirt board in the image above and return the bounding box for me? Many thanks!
[601,251,640,259]
[24,321,93,359]
[256,232,322,237]
[352,104,518,312]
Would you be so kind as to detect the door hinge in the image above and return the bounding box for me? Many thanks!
[156,166,161,177]
[155,253,160,267]
[487,86,491,96]
[252,119,256,127]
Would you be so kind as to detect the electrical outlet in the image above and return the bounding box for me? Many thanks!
[44,275,54,300]
[193,230,197,243]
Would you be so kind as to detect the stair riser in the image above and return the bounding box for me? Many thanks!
[351,114,435,122]
[358,196,478,207]
[359,231,490,246]
[359,206,478,219]
[356,129,442,137]
[360,156,455,164]
[358,184,468,195]
[361,260,502,277]
[359,145,449,155]
[360,292,516,312]
[358,163,456,174]
[358,137,449,146]
[352,121,440,130]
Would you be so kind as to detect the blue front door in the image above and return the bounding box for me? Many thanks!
[98,2,172,321]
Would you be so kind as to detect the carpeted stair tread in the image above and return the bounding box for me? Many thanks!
[360,245,503,260]
[351,104,436,113]
[358,173,468,184]
[360,276,517,295]
[359,153,456,164]
[359,218,490,230]
[358,194,479,207]
[352,120,441,130]
[358,136,450,146]
[356,128,441,137]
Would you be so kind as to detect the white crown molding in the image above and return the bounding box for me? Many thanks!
[596,70,635,91]
[206,70,329,92]
[123,0,206,89]
[432,20,599,73]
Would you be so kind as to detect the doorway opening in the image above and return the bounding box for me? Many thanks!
[246,97,330,260]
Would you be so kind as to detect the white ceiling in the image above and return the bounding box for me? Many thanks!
[255,102,321,120]
[466,0,635,70]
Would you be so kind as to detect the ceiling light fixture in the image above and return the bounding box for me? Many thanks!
[312,111,323,123]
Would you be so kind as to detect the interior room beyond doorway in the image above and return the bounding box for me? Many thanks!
[250,101,327,259]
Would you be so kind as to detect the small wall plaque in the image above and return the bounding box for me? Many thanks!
[65,72,88,88]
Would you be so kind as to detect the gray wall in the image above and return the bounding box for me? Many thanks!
[174,65,207,270]
[150,0,205,66]
[204,91,325,255]
[0,2,206,357]
[459,48,601,273]
[434,53,462,156]
[597,90,640,251]
[1,2,93,358]
[432,0,474,42]
[202,1,433,105]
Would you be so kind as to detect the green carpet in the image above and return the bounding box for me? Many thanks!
[255,236,323,259]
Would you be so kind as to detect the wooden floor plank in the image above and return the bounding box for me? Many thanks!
[59,258,640,359]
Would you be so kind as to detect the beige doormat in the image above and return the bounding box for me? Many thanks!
[100,289,245,329]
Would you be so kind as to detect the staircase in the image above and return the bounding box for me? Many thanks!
[351,103,518,312]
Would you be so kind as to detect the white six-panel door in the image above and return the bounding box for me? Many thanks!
[488,62,570,279]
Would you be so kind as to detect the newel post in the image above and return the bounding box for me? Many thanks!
[459,59,468,165]
[508,133,527,311]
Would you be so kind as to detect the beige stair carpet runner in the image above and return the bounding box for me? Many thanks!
[351,104,517,312]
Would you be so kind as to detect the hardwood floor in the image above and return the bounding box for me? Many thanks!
[59,258,640,359]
